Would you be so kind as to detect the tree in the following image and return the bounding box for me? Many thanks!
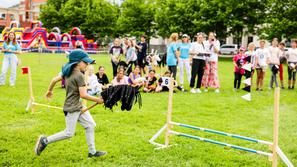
[262,0,297,41]
[116,0,156,38]
[40,0,119,39]
[39,0,68,31]
[83,0,119,37]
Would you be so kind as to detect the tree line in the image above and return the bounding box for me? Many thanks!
[39,0,297,42]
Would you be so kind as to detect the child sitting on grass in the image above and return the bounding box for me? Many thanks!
[155,71,183,92]
[143,69,157,92]
[86,65,102,95]
[111,67,129,86]
[128,66,144,88]
[34,50,106,158]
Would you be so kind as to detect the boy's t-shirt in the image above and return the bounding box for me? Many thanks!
[63,69,86,112]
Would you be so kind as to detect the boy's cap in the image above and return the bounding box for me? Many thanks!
[69,50,95,64]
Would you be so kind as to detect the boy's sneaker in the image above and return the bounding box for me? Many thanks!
[190,88,196,93]
[34,135,47,156]
[215,89,220,93]
[88,151,107,158]
[196,88,201,93]
[204,89,208,92]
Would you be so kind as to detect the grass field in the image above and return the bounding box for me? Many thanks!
[0,53,296,167]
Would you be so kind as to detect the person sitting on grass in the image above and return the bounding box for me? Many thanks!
[128,66,144,88]
[143,69,157,93]
[155,71,183,92]
[111,67,129,86]
[34,50,106,158]
[86,65,102,95]
[95,66,110,90]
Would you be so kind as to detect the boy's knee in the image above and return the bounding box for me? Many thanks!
[65,130,76,138]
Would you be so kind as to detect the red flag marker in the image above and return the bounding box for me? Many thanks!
[22,67,29,74]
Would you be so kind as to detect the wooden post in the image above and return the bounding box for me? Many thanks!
[165,77,174,146]
[272,87,280,167]
[28,67,35,113]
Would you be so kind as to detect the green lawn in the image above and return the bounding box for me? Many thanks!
[0,53,296,166]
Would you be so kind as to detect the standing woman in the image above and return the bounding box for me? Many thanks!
[267,38,281,89]
[109,38,124,77]
[202,32,221,93]
[178,34,191,87]
[255,40,269,91]
[166,33,179,79]
[125,39,138,75]
[189,33,207,93]
[0,31,21,86]
[286,40,297,89]
[245,42,256,83]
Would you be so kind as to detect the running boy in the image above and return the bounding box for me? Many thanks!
[34,50,106,158]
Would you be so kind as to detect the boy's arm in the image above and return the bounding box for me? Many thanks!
[79,86,104,104]
[45,75,63,99]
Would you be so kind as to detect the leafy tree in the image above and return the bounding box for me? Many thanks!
[262,0,297,41]
[117,0,156,38]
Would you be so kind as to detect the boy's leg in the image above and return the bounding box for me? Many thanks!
[0,55,9,85]
[78,111,97,154]
[35,112,80,156]
[47,112,80,143]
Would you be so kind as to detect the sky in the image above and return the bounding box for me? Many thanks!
[0,0,21,8]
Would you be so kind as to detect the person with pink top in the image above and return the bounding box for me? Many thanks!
[233,47,247,91]
[111,68,129,86]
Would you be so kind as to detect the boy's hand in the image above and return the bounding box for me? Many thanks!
[45,90,53,100]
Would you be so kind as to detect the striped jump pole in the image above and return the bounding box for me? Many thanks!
[170,122,273,146]
[170,130,272,157]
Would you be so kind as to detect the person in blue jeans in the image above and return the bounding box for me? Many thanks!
[0,31,22,86]
[166,33,179,79]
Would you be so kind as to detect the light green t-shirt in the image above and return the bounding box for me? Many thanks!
[63,69,86,112]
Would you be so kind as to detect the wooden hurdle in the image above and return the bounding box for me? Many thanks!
[149,79,294,167]
[22,67,63,113]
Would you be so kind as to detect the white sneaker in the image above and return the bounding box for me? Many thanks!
[196,88,201,93]
[204,89,208,92]
[215,89,220,93]
[190,88,196,93]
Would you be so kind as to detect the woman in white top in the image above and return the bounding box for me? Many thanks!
[267,38,281,89]
[286,40,297,89]
[202,32,221,93]
[245,42,256,83]
[189,33,207,93]
[125,39,137,75]
[255,40,269,91]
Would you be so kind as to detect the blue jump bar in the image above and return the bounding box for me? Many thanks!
[176,123,271,145]
[173,131,272,156]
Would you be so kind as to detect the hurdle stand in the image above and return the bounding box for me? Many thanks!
[23,67,63,113]
[149,86,294,167]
